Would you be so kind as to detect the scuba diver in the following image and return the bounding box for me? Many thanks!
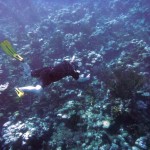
[0,40,90,97]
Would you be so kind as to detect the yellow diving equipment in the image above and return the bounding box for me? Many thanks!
[0,40,24,61]
[15,88,24,97]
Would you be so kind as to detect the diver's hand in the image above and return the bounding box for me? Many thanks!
[86,74,90,80]
[77,74,90,82]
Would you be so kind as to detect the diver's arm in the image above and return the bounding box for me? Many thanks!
[77,74,90,82]
[19,85,43,93]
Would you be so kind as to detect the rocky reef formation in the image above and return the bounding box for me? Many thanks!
[0,0,150,149]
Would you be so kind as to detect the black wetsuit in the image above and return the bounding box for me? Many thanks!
[31,61,79,87]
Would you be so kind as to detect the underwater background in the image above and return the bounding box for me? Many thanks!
[0,0,150,149]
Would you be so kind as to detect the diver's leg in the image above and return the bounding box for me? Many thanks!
[20,85,42,92]
[31,67,52,78]
[15,85,43,97]
[18,85,42,93]
[22,62,31,76]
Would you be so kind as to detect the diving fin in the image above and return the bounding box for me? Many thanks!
[15,88,24,97]
[0,40,23,61]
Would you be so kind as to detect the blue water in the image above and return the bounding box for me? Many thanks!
[0,0,150,149]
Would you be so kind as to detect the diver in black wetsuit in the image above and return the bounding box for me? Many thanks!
[16,57,90,97]
[31,60,80,88]
[0,40,90,97]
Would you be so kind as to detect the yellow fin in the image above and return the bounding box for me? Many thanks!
[15,88,24,97]
[0,40,23,61]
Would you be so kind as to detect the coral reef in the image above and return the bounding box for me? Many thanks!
[0,0,150,149]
